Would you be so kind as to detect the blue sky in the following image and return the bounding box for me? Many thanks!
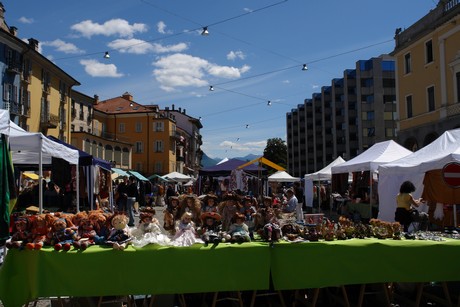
[5,0,436,159]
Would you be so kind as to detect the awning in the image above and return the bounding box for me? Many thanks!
[129,170,149,182]
[23,172,39,180]
[148,174,169,181]
[112,168,130,177]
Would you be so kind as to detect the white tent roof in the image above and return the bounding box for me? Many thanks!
[217,157,229,165]
[267,170,300,182]
[305,156,346,180]
[9,121,79,165]
[377,128,460,221]
[331,140,412,174]
[0,110,8,135]
[161,171,192,183]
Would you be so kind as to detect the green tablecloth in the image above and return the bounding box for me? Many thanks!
[2,238,460,307]
[0,243,270,307]
[271,238,460,290]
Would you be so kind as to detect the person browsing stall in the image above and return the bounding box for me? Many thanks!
[394,180,424,232]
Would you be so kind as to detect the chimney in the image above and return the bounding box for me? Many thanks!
[183,109,186,114]
[178,107,181,113]
[28,38,39,51]
[9,26,17,37]
[93,94,99,105]
[172,104,175,111]
[122,91,133,101]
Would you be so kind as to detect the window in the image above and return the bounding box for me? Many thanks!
[404,53,411,74]
[155,122,164,132]
[406,95,413,118]
[3,83,11,101]
[135,122,142,133]
[119,123,125,133]
[363,128,375,137]
[155,140,164,152]
[135,142,143,153]
[425,40,433,64]
[155,161,162,173]
[386,128,394,137]
[427,86,435,112]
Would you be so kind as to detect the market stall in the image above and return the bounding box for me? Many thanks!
[378,128,460,222]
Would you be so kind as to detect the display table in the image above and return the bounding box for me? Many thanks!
[1,238,460,307]
[271,238,460,290]
[0,243,271,307]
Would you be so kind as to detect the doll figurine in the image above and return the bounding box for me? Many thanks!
[240,196,257,240]
[73,217,96,250]
[49,218,78,251]
[88,211,110,244]
[106,214,131,250]
[170,212,203,247]
[201,193,219,213]
[218,193,241,231]
[26,214,53,250]
[131,207,170,247]
[6,217,31,249]
[178,194,202,226]
[260,208,282,243]
[228,212,251,243]
[164,196,180,235]
[199,212,229,245]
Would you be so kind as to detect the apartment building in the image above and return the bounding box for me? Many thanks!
[0,4,79,140]
[392,0,460,149]
[287,56,396,177]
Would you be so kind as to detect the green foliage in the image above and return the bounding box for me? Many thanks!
[263,138,287,171]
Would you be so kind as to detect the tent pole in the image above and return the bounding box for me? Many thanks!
[369,172,373,220]
[38,137,43,214]
[76,166,80,212]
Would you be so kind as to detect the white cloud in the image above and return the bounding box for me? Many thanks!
[42,39,84,54]
[107,39,188,54]
[157,21,172,34]
[71,19,147,38]
[282,80,290,84]
[153,53,250,92]
[219,140,266,152]
[227,50,246,61]
[243,8,253,13]
[80,59,124,77]
[312,84,319,89]
[18,16,33,24]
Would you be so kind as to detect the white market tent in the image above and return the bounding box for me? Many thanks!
[7,121,80,213]
[331,140,413,218]
[304,156,346,208]
[0,110,8,135]
[161,171,192,183]
[378,128,460,222]
[267,170,300,182]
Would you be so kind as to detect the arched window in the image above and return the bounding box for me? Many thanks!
[114,146,122,165]
[122,148,130,167]
[105,145,113,162]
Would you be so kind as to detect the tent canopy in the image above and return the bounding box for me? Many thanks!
[377,128,460,222]
[267,170,300,182]
[237,156,285,171]
[161,171,192,183]
[0,110,8,135]
[199,158,265,177]
[129,170,149,182]
[331,140,412,174]
[305,156,346,181]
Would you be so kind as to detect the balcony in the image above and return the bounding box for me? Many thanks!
[6,60,21,75]
[40,112,58,128]
[42,84,51,95]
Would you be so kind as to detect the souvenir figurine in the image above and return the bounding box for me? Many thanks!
[260,208,282,242]
[228,212,251,243]
[131,207,170,247]
[26,214,53,250]
[164,196,180,235]
[106,214,132,250]
[201,193,219,213]
[170,212,203,247]
[240,196,257,240]
[178,194,202,226]
[48,218,78,251]
[71,211,88,231]
[199,212,229,245]
[73,216,96,250]
[88,210,111,244]
[6,217,31,249]
[281,221,302,241]
[218,193,241,231]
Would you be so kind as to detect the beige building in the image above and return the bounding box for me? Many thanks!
[393,1,460,149]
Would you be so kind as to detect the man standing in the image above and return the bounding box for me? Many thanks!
[116,177,128,212]
[285,188,304,222]
[126,176,138,227]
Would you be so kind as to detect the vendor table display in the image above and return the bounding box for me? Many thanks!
[2,237,460,307]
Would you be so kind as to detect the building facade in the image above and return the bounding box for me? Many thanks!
[393,0,460,150]
[287,56,396,177]
[0,4,79,141]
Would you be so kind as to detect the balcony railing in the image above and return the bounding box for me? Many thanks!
[40,112,58,128]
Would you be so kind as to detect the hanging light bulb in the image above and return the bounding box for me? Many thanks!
[104,51,110,59]
[302,64,308,71]
[209,86,214,91]
[267,101,272,106]
[201,27,209,36]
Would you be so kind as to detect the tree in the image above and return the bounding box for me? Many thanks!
[263,138,287,170]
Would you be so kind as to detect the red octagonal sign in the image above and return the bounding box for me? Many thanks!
[442,162,460,188]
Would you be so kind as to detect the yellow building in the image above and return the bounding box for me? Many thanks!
[92,92,177,175]
[393,1,460,150]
